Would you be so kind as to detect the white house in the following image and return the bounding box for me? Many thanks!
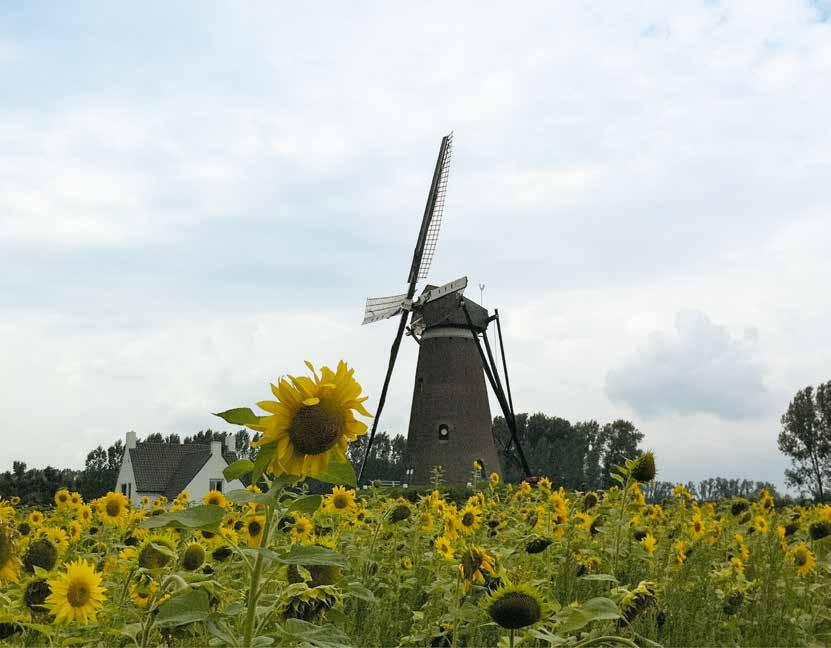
[115,431,244,504]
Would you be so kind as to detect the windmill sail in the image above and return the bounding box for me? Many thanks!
[358,133,454,484]
[362,293,409,325]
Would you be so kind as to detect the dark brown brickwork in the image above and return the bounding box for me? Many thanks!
[405,333,502,485]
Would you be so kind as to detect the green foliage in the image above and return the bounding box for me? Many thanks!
[779,381,831,502]
[139,505,226,531]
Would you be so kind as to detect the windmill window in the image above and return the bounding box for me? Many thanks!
[437,424,450,442]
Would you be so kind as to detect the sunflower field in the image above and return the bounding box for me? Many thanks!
[1,363,831,647]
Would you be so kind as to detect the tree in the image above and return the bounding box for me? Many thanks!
[578,420,605,490]
[778,383,831,502]
[600,420,644,489]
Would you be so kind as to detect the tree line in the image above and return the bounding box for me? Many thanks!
[0,429,253,505]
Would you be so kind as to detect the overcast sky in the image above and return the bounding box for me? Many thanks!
[2,2,830,489]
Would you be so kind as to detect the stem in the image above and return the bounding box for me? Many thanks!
[611,475,632,577]
[509,628,515,648]
[242,501,274,647]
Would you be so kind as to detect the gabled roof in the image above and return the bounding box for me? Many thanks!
[129,443,239,498]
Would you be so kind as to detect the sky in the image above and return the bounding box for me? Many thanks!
[1,1,830,490]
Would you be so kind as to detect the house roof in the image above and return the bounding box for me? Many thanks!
[129,443,239,498]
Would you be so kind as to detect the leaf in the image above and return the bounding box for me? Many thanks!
[555,597,621,634]
[315,457,357,487]
[155,589,211,628]
[289,494,322,515]
[252,443,277,484]
[345,580,376,602]
[270,544,349,568]
[579,573,619,583]
[224,459,254,482]
[139,505,225,531]
[275,619,351,648]
[213,408,261,426]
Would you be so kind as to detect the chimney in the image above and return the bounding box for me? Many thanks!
[210,440,223,457]
[126,431,137,449]
[223,435,235,453]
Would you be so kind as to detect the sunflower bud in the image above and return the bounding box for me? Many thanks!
[23,538,58,573]
[809,521,831,541]
[631,452,656,483]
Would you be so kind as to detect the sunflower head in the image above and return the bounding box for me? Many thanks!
[0,524,20,583]
[489,472,500,487]
[525,537,552,554]
[46,559,107,625]
[809,521,831,541]
[788,543,817,576]
[248,361,371,479]
[631,452,656,483]
[98,492,129,526]
[138,533,177,571]
[202,490,227,508]
[389,503,412,524]
[619,580,657,627]
[181,542,207,571]
[435,535,455,561]
[54,489,72,509]
[23,538,58,573]
[24,578,52,614]
[278,582,340,622]
[483,582,544,630]
[244,515,266,548]
[291,516,315,544]
[324,486,357,514]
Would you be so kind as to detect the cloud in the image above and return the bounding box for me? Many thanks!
[605,310,772,421]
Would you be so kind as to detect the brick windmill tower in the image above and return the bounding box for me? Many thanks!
[359,134,530,485]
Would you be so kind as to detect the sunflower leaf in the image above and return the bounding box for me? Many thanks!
[554,597,621,634]
[139,505,225,531]
[155,589,211,628]
[289,494,322,515]
[252,443,277,484]
[213,408,261,426]
[315,457,357,487]
[270,544,349,568]
[224,459,254,481]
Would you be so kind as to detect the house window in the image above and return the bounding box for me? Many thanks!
[128,483,132,498]
[209,479,223,492]
[437,423,450,442]
[120,484,127,496]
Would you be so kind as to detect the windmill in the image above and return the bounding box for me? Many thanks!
[359,133,531,485]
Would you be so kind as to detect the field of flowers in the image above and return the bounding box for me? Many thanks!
[1,363,830,647]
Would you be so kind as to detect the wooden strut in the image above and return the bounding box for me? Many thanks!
[461,302,531,477]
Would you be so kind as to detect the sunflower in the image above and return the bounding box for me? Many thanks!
[291,516,315,544]
[323,486,357,515]
[277,582,340,622]
[482,582,544,630]
[29,511,44,526]
[459,546,496,585]
[435,535,455,561]
[690,513,706,539]
[66,521,83,543]
[77,505,94,526]
[489,472,500,487]
[46,559,106,625]
[54,489,72,509]
[137,532,178,570]
[203,490,228,508]
[37,527,69,555]
[130,575,159,608]
[640,533,657,556]
[181,541,207,571]
[23,538,58,573]
[619,581,657,627]
[98,492,129,526]
[788,543,816,577]
[753,515,769,534]
[401,557,414,570]
[0,524,21,583]
[248,361,371,478]
[69,492,82,508]
[244,515,267,548]
[458,503,483,535]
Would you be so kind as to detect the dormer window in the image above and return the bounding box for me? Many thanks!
[209,479,223,492]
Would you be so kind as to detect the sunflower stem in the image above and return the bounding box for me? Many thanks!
[509,628,515,648]
[242,492,277,647]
